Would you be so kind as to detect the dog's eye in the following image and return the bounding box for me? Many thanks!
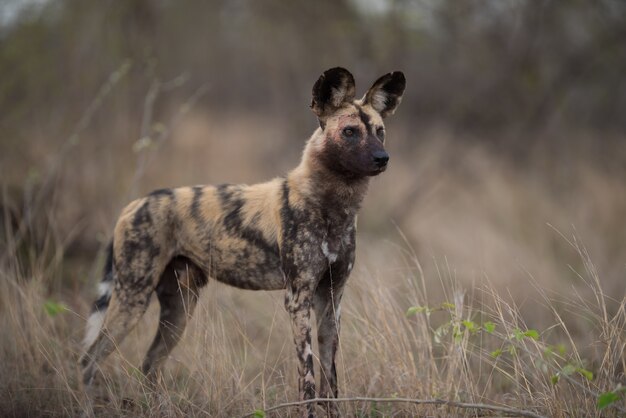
[342,127,355,137]
[376,127,385,141]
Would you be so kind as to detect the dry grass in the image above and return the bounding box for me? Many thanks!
[1,104,625,416]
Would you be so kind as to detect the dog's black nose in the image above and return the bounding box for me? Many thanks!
[373,151,389,167]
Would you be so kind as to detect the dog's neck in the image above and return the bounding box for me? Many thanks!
[286,129,370,219]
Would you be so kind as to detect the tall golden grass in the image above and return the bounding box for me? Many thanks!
[1,98,625,416]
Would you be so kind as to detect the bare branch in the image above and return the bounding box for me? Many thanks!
[128,80,209,200]
[241,396,547,418]
[0,60,132,267]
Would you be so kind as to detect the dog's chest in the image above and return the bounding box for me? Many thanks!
[318,211,356,264]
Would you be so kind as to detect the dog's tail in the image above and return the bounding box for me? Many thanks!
[83,241,114,349]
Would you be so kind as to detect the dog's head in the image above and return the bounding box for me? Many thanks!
[310,67,405,179]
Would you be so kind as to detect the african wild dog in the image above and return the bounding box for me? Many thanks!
[80,67,405,417]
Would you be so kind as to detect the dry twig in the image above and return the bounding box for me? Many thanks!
[0,60,132,266]
[241,396,547,418]
[128,76,209,199]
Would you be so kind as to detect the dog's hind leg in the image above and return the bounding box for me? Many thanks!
[80,280,154,386]
[81,197,176,386]
[141,257,205,381]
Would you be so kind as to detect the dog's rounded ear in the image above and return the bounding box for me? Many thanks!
[311,67,356,120]
[363,71,406,118]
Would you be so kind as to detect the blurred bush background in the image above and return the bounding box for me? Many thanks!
[1,1,625,415]
[3,0,625,284]
[2,0,626,332]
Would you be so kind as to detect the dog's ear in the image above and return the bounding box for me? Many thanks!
[363,71,406,118]
[311,67,356,121]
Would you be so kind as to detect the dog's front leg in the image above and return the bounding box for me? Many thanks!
[285,280,316,418]
[314,279,344,418]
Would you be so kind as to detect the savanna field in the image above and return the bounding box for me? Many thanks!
[2,1,626,417]
[2,108,625,417]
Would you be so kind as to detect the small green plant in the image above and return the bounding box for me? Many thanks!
[406,300,605,412]
[597,385,626,410]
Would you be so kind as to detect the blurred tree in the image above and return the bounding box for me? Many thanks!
[1,0,625,156]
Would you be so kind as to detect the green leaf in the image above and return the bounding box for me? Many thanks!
[43,300,67,317]
[577,368,593,381]
[406,306,428,317]
[462,320,478,333]
[523,329,540,340]
[441,302,456,310]
[550,375,560,385]
[483,321,496,334]
[561,364,577,376]
[512,328,540,341]
[512,328,524,341]
[597,392,620,410]
[490,348,503,358]
[253,409,266,418]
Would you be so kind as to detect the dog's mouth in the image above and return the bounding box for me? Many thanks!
[369,165,388,176]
